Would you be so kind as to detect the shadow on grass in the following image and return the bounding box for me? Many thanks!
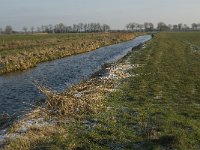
[127,135,177,150]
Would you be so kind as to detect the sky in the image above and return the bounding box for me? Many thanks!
[0,0,200,31]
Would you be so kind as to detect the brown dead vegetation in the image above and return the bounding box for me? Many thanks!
[0,33,136,74]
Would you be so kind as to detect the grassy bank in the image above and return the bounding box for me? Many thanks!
[2,32,200,150]
[0,32,140,74]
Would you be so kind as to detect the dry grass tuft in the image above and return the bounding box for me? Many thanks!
[38,79,109,118]
[37,62,133,118]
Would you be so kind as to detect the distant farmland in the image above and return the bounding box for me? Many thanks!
[0,32,139,74]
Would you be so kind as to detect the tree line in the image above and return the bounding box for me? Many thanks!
[1,22,200,34]
[126,22,200,32]
[0,23,111,34]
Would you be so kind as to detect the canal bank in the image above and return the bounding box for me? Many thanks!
[0,35,151,116]
[0,41,149,148]
[0,34,152,147]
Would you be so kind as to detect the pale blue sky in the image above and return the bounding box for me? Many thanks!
[0,0,200,30]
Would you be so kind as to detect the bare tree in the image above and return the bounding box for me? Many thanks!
[41,25,46,32]
[157,22,169,31]
[178,23,183,31]
[130,23,136,31]
[135,23,140,31]
[138,24,144,32]
[197,23,200,30]
[168,24,172,30]
[95,23,102,32]
[126,23,137,31]
[157,22,164,31]
[191,23,198,31]
[183,24,189,31]
[44,25,50,33]
[83,24,88,32]
[144,22,149,31]
[0,28,2,34]
[144,22,154,31]
[126,22,146,31]
[102,24,110,32]
[37,27,41,33]
[59,23,66,33]
[30,26,34,34]
[78,23,84,32]
[173,24,178,31]
[48,24,53,33]
[5,25,13,34]
[34,22,111,33]
[54,23,66,33]
[90,23,95,32]
[126,24,131,31]
[66,26,72,33]
[149,23,154,31]
[73,24,78,32]
[22,27,28,33]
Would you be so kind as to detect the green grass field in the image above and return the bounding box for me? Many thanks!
[98,32,200,149]
[3,32,200,150]
[0,32,136,74]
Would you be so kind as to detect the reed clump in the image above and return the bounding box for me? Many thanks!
[38,78,113,118]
